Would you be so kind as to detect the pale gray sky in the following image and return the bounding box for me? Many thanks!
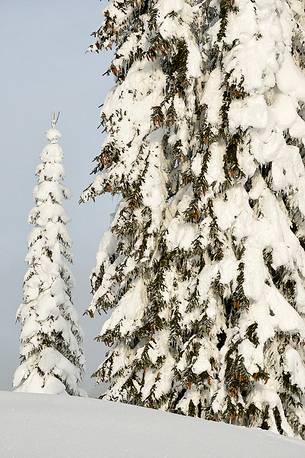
[0,0,114,394]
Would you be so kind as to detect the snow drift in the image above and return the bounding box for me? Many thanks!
[1,391,305,458]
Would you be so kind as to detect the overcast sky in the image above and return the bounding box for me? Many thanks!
[0,0,114,394]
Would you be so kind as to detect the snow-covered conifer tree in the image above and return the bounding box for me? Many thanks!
[14,116,84,395]
[82,0,204,408]
[86,0,305,439]
[172,0,305,438]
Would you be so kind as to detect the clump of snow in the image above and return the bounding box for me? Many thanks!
[46,128,61,144]
[277,52,305,102]
[229,95,268,132]
[101,279,147,337]
[201,67,223,128]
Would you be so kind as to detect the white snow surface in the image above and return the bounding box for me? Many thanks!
[1,391,305,458]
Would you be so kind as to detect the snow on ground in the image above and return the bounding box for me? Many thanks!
[1,392,305,457]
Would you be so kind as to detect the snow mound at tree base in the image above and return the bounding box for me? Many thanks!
[1,391,305,458]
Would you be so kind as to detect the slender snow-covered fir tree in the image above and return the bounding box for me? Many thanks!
[14,115,84,395]
[85,0,305,438]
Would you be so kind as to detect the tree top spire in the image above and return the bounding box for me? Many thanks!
[51,111,60,128]
[47,112,61,144]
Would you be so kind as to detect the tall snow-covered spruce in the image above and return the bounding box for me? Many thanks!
[14,117,84,395]
[172,0,305,438]
[86,0,305,439]
[83,0,204,408]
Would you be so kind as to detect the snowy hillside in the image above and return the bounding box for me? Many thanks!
[1,392,305,458]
